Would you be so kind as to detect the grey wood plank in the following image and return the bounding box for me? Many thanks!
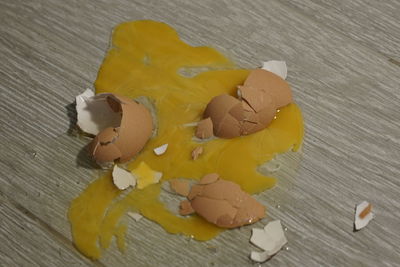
[1,0,400,266]
[280,0,400,62]
[0,195,93,267]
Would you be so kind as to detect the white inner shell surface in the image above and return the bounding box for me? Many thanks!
[354,201,373,230]
[261,60,287,80]
[76,89,122,135]
[250,220,287,262]
[112,165,137,190]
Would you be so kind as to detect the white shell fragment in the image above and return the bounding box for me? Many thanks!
[153,144,168,155]
[262,60,287,80]
[75,89,122,135]
[112,165,137,190]
[128,212,143,222]
[354,201,373,230]
[250,220,287,262]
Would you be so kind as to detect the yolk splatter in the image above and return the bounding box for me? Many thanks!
[68,20,303,259]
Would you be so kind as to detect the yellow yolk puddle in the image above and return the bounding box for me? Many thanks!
[68,20,304,259]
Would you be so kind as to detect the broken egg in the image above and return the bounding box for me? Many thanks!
[179,174,265,228]
[250,220,287,262]
[199,62,293,139]
[76,91,153,166]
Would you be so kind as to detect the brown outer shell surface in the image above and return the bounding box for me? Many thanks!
[243,69,292,108]
[200,69,293,139]
[89,94,153,164]
[182,175,265,228]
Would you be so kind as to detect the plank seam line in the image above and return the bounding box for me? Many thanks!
[1,195,105,267]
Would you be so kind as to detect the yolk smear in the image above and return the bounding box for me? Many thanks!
[68,20,304,259]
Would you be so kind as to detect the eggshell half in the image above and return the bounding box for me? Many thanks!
[199,66,293,139]
[87,93,153,165]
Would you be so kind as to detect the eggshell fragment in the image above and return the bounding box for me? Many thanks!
[199,64,293,139]
[354,201,373,230]
[262,60,287,80]
[191,147,203,160]
[181,174,265,228]
[250,220,287,262]
[195,117,214,139]
[86,93,153,165]
[153,144,168,156]
[169,179,190,197]
[76,89,122,135]
[199,173,219,184]
[112,165,136,190]
[179,200,195,215]
[243,69,292,108]
[128,212,143,222]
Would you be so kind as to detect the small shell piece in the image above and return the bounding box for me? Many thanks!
[250,220,287,262]
[112,165,137,190]
[261,60,287,80]
[354,201,373,230]
[195,118,214,139]
[153,144,168,156]
[169,179,190,197]
[191,147,203,160]
[128,212,143,222]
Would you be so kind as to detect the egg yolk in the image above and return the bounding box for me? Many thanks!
[68,20,303,259]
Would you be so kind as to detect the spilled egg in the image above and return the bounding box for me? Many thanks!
[68,20,304,259]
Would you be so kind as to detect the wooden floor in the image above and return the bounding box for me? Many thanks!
[1,0,399,266]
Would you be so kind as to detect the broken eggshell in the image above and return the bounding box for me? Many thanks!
[76,91,153,166]
[262,60,287,80]
[354,201,373,230]
[153,143,168,156]
[112,165,136,190]
[179,174,265,228]
[250,220,287,262]
[199,61,293,139]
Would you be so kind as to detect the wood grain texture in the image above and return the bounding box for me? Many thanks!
[279,0,400,62]
[1,0,400,266]
[0,195,93,267]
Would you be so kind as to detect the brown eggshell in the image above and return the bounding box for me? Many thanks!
[179,200,195,215]
[228,102,245,122]
[187,184,203,200]
[215,114,241,138]
[191,197,237,224]
[191,146,203,160]
[244,69,292,108]
[195,117,213,139]
[204,94,242,138]
[186,175,265,228]
[88,93,153,165]
[199,173,220,184]
[201,68,293,139]
[169,179,190,197]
